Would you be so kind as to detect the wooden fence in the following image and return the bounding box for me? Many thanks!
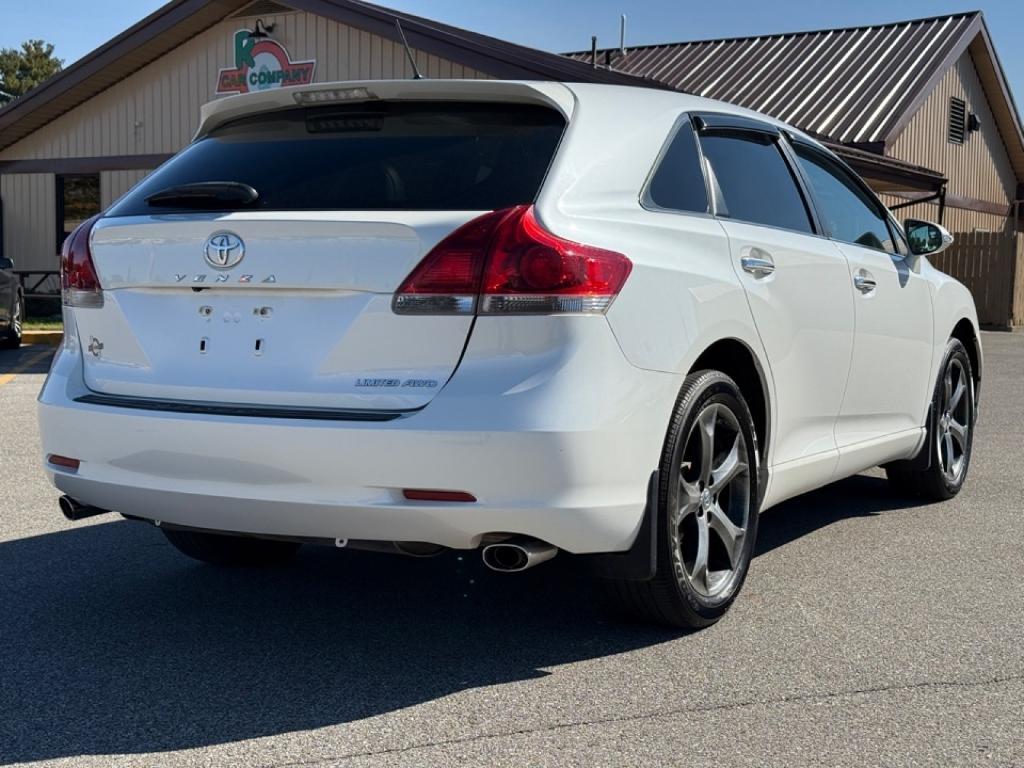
[929,229,1021,329]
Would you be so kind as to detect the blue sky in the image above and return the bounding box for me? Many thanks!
[4,1,1022,108]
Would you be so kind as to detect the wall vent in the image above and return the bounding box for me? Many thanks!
[948,97,966,144]
[230,1,294,18]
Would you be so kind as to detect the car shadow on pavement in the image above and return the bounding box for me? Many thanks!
[0,473,924,763]
[0,518,677,763]
[755,473,929,557]
[0,344,56,376]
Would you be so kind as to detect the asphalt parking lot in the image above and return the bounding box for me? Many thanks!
[1,333,1021,767]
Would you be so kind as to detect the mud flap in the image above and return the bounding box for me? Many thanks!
[884,404,935,472]
[580,471,658,581]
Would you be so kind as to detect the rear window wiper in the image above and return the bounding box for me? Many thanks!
[145,181,259,208]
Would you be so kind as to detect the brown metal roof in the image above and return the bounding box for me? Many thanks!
[567,13,985,146]
[0,0,653,154]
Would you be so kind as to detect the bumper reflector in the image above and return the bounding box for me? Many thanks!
[47,454,81,471]
[402,489,477,503]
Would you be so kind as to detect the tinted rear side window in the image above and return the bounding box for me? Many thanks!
[109,102,566,215]
[700,133,813,234]
[645,121,709,213]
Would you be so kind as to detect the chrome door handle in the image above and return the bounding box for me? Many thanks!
[854,271,877,294]
[741,251,775,277]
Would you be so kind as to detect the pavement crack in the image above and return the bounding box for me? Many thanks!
[262,671,1024,766]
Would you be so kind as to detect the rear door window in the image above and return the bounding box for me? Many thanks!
[109,102,566,215]
[644,120,709,214]
[699,133,813,234]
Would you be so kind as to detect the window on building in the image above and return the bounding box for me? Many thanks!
[644,120,709,214]
[948,97,967,144]
[792,145,894,253]
[57,174,101,249]
[699,133,813,233]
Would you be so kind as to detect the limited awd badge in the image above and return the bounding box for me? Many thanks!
[204,232,245,269]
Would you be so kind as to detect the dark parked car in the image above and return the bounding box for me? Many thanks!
[0,256,24,349]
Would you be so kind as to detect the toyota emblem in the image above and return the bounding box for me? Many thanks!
[204,232,245,269]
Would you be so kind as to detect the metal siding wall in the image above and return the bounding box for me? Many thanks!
[889,54,1016,206]
[0,10,490,162]
[886,52,1022,326]
[100,169,152,209]
[0,173,56,274]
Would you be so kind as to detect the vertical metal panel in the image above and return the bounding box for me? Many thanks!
[100,169,151,209]
[0,10,490,163]
[885,52,1022,326]
[889,54,1017,205]
[1,173,56,273]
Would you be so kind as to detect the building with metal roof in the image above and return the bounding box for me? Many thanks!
[568,12,1024,326]
[0,0,650,305]
[0,4,1021,325]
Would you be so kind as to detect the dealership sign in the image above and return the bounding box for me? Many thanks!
[216,30,316,95]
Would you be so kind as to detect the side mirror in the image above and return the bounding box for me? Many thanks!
[0,256,14,270]
[904,219,953,257]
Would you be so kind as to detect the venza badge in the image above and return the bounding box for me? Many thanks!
[204,232,245,269]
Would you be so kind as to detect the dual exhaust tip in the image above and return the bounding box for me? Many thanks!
[481,537,557,573]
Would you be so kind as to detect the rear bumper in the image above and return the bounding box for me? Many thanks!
[38,317,682,553]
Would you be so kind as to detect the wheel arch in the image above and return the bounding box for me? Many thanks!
[688,337,770,467]
[950,317,982,397]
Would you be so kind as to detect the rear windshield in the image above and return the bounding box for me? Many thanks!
[108,101,566,215]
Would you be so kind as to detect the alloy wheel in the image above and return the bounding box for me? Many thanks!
[937,357,970,484]
[12,297,22,337]
[673,403,751,598]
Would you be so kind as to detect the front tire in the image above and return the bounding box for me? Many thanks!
[887,338,975,500]
[162,528,300,567]
[607,370,761,629]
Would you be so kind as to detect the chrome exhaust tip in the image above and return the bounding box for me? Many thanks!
[481,537,557,573]
[58,495,110,522]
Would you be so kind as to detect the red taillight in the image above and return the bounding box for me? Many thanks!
[393,206,630,315]
[61,214,103,308]
[481,206,632,314]
[392,208,514,315]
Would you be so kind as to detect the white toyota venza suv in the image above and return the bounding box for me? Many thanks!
[40,80,981,628]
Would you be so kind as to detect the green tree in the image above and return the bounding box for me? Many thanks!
[0,40,63,101]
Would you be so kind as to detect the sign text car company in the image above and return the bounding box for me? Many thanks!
[216,30,316,95]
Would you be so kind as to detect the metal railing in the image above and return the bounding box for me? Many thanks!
[13,270,59,298]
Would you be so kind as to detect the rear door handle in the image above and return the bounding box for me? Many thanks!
[854,271,877,294]
[740,250,775,277]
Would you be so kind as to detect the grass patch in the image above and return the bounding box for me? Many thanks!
[24,315,63,331]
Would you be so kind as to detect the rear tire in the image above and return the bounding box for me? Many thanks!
[162,528,300,567]
[886,338,975,501]
[607,370,761,629]
[0,294,22,350]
